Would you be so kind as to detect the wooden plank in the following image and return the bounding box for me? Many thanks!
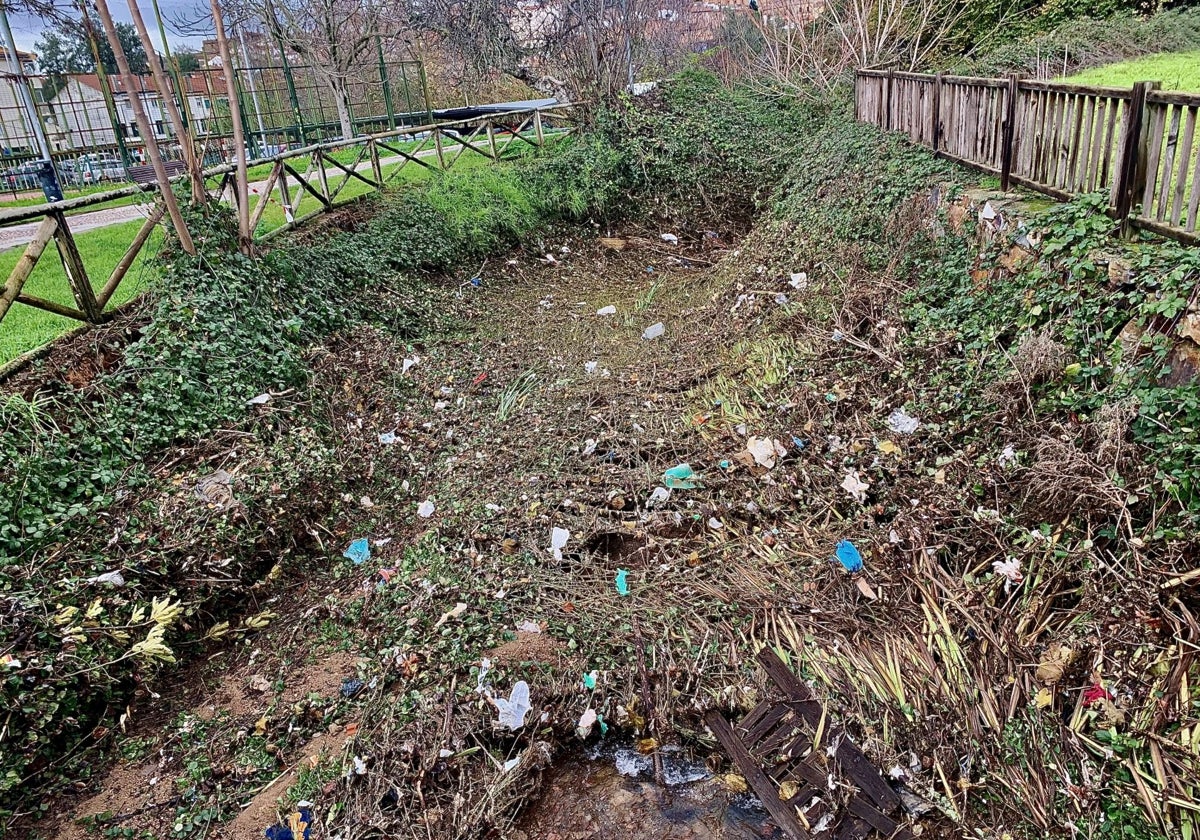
[1156,104,1182,220]
[1114,81,1153,230]
[50,210,100,322]
[1103,98,1122,200]
[706,710,811,840]
[283,162,330,208]
[14,292,88,321]
[1073,95,1094,192]
[1141,100,1168,213]
[369,139,383,184]
[834,816,871,840]
[845,796,909,839]
[1170,106,1196,226]
[743,704,791,743]
[97,206,164,308]
[1000,75,1019,190]
[0,215,58,326]
[1187,119,1200,231]
[1088,98,1108,191]
[737,700,775,737]
[247,162,280,237]
[830,729,903,813]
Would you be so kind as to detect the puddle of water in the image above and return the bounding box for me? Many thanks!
[515,742,782,839]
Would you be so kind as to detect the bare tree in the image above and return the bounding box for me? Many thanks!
[216,0,400,139]
[730,0,964,98]
[406,0,701,103]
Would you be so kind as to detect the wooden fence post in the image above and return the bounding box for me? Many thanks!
[885,71,895,131]
[1113,80,1155,236]
[931,73,943,152]
[50,210,101,322]
[1000,74,1020,191]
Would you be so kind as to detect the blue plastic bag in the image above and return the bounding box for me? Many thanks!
[835,540,864,573]
[343,538,370,565]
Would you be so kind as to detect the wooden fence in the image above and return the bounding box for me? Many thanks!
[0,104,574,337]
[855,70,1200,243]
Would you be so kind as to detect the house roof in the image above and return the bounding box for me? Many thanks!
[0,46,37,63]
[71,72,227,96]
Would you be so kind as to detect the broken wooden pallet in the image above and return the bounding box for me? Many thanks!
[705,648,912,840]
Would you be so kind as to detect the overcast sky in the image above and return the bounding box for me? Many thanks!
[5,0,209,54]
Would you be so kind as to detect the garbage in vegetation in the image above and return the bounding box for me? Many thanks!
[834,540,864,573]
[719,460,730,470]
[789,272,808,289]
[645,266,654,273]
[663,464,701,489]
[577,708,598,738]
[2,655,21,669]
[401,356,419,374]
[264,804,312,840]
[642,322,665,340]
[343,538,371,565]
[194,470,234,508]
[550,527,570,561]
[341,678,365,698]
[246,393,271,406]
[248,674,272,692]
[600,237,626,250]
[708,517,724,530]
[745,436,787,469]
[503,756,521,772]
[660,233,678,244]
[475,658,492,694]
[615,569,630,596]
[433,602,468,629]
[360,496,375,509]
[495,681,532,730]
[775,293,788,305]
[791,436,806,450]
[999,444,1016,466]
[582,670,598,690]
[841,470,869,503]
[351,755,368,776]
[517,620,542,633]
[378,568,395,585]
[597,305,617,316]
[992,557,1023,592]
[584,361,598,374]
[417,499,435,518]
[886,408,920,434]
[378,431,396,445]
[647,486,671,507]
[86,570,126,587]
[540,253,559,266]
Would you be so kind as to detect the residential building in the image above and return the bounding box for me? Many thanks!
[43,73,229,152]
[0,46,40,156]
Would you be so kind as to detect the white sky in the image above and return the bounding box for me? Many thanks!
[6,0,209,55]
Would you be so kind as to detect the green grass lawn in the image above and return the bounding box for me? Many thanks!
[0,132,555,365]
[1063,50,1200,91]
[0,218,162,365]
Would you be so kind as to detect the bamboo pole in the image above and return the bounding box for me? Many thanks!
[125,0,203,203]
[209,0,251,252]
[92,0,195,255]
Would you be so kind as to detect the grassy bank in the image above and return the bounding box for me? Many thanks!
[1063,49,1200,89]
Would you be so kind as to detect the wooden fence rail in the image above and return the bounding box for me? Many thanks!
[855,70,1200,243]
[0,104,575,337]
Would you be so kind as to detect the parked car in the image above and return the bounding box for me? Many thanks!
[76,155,127,183]
[2,161,42,191]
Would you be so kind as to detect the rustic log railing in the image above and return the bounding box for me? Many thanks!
[855,70,1200,244]
[0,104,575,335]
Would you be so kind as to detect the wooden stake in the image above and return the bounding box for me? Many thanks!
[0,216,57,325]
[125,0,203,203]
[209,0,251,252]
[92,0,194,255]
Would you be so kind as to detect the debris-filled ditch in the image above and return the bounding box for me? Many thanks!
[7,79,1200,840]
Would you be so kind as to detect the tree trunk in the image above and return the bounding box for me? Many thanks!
[331,77,353,139]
